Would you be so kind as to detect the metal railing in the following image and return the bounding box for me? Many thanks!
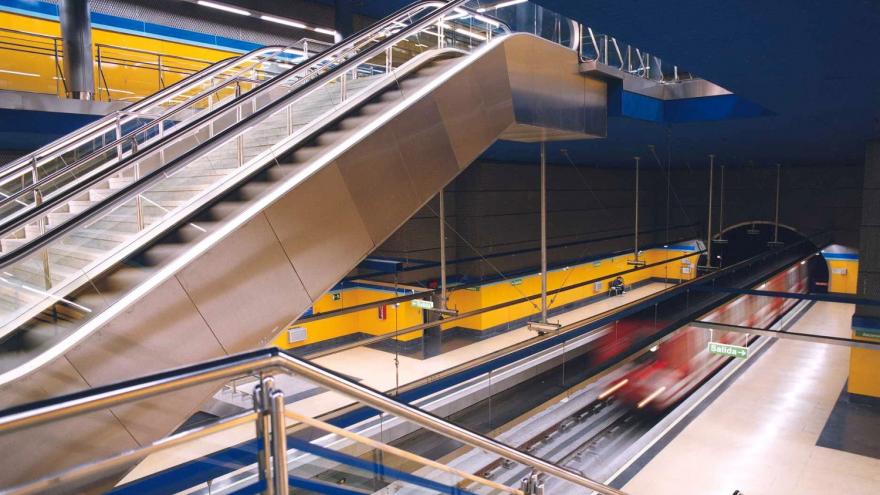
[0,26,224,100]
[0,0,505,351]
[468,1,693,82]
[580,28,693,83]
[0,348,628,495]
[0,44,304,238]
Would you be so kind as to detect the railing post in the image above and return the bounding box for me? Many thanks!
[31,158,52,289]
[157,54,164,89]
[254,376,275,495]
[115,114,124,160]
[385,46,393,73]
[340,70,347,102]
[603,34,608,64]
[235,81,244,167]
[437,21,445,49]
[270,389,289,495]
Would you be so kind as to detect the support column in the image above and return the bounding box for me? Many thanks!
[59,0,94,100]
[850,140,880,400]
[423,190,445,359]
[440,188,447,309]
[705,154,714,269]
[540,141,548,324]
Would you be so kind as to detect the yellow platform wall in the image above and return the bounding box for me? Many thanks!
[272,247,699,351]
[849,328,880,398]
[0,12,236,98]
[827,259,859,294]
[271,287,425,350]
[443,248,699,332]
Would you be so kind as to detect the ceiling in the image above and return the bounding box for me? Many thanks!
[335,0,880,168]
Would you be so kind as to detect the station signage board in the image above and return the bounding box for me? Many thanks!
[411,299,434,310]
[708,342,748,359]
[854,329,880,340]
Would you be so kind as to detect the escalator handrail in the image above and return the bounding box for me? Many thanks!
[0,0,457,228]
[0,44,300,182]
[0,0,487,266]
[0,56,300,215]
[0,4,495,376]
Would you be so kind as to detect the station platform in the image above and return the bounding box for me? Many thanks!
[121,282,671,483]
[621,301,880,495]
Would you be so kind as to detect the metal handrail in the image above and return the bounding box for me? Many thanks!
[95,42,217,66]
[0,47,305,234]
[0,43,293,181]
[0,2,502,382]
[0,348,628,495]
[0,70,289,212]
[0,0,486,266]
[0,0,453,207]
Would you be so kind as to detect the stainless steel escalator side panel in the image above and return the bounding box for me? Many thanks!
[501,35,608,142]
[0,34,608,487]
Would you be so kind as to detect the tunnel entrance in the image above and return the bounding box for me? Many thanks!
[703,221,829,292]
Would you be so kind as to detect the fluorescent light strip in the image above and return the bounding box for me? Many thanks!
[0,68,39,77]
[192,2,337,37]
[454,27,487,41]
[260,15,306,29]
[478,0,528,12]
[196,0,250,16]
[473,14,501,27]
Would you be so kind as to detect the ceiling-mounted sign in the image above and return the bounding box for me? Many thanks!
[411,299,434,310]
[708,342,748,359]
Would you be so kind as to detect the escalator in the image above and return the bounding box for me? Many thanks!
[0,0,608,485]
[0,44,305,229]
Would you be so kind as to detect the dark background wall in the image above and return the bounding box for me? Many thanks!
[371,159,863,285]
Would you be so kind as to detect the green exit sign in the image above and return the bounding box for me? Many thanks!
[708,342,748,359]
[411,299,434,310]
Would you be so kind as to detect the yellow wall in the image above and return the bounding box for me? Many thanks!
[444,248,699,332]
[0,12,236,99]
[849,330,880,398]
[272,247,700,350]
[827,259,858,294]
[271,287,425,350]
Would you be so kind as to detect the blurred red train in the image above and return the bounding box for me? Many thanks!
[607,260,809,412]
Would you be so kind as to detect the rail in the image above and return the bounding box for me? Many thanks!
[0,43,305,232]
[0,26,221,100]
[0,0,507,385]
[0,347,628,495]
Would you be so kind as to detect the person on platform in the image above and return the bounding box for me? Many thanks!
[610,276,625,296]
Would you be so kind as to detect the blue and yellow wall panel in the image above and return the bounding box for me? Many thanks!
[0,7,240,99]
[821,248,859,295]
[273,244,700,351]
[849,316,880,398]
[271,285,425,350]
[444,247,698,332]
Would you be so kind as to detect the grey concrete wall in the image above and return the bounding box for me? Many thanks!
[374,160,862,284]
[656,163,863,248]
[373,160,688,283]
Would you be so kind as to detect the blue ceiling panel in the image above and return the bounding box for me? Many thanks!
[336,0,880,167]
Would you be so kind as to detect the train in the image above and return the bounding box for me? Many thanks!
[607,260,810,412]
